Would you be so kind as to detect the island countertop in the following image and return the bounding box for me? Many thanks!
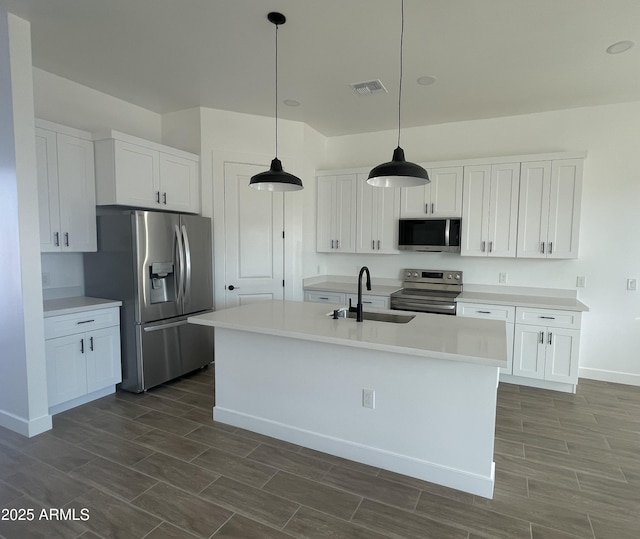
[189,300,507,368]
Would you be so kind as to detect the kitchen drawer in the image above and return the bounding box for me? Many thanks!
[346,294,390,309]
[515,307,581,330]
[457,302,515,322]
[304,291,346,305]
[45,307,120,339]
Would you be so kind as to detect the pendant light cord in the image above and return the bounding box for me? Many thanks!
[397,0,404,148]
[275,22,279,158]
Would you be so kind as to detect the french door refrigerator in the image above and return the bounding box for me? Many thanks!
[84,210,214,392]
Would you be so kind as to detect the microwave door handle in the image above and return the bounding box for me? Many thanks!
[444,219,450,247]
[181,224,192,303]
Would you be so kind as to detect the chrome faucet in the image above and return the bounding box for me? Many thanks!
[355,266,371,322]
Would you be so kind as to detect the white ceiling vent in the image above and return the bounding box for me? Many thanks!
[350,79,388,96]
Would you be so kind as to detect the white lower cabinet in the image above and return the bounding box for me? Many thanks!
[304,290,390,309]
[512,307,581,390]
[45,307,122,413]
[457,302,515,375]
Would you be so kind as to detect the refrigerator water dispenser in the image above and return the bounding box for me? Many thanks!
[149,262,174,303]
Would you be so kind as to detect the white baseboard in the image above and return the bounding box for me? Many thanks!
[500,374,576,393]
[215,406,495,499]
[578,367,640,387]
[48,386,115,416]
[0,410,52,437]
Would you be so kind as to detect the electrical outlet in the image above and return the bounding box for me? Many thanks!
[498,272,507,284]
[42,272,50,286]
[362,388,375,409]
[576,276,586,288]
[627,278,638,291]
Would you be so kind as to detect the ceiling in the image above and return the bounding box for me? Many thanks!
[5,0,640,137]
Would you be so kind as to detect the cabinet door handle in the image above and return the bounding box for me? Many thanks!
[548,332,553,345]
[163,192,167,204]
[54,232,59,246]
[64,232,69,246]
[336,240,339,249]
[425,203,429,214]
[482,241,486,252]
[377,240,380,250]
[489,241,493,253]
[539,316,555,320]
[156,191,160,203]
[76,319,95,325]
[549,242,553,254]
[319,297,329,300]
[539,331,544,344]
[372,240,375,250]
[431,203,435,213]
[541,242,545,254]
[89,336,94,351]
[331,240,334,249]
[477,310,492,314]
[80,338,84,354]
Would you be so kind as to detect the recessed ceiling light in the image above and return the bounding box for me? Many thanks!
[283,99,300,107]
[417,75,437,86]
[606,40,634,54]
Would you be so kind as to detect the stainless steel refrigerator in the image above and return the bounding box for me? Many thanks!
[84,210,214,392]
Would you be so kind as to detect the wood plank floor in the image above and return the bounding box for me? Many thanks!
[1,367,639,538]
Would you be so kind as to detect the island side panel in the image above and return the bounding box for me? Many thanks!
[214,327,499,498]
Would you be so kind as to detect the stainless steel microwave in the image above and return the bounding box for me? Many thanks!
[398,218,461,252]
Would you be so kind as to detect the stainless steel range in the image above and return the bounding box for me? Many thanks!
[390,269,463,315]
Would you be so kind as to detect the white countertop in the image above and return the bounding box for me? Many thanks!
[304,281,402,296]
[456,291,589,312]
[189,300,507,368]
[43,296,122,317]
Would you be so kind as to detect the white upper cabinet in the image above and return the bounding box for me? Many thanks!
[316,174,357,253]
[94,131,200,214]
[36,120,96,253]
[400,166,463,218]
[357,174,400,253]
[517,159,583,259]
[461,163,520,257]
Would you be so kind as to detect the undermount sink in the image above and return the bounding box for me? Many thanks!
[345,311,415,324]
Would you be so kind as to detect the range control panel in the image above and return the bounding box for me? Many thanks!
[402,269,463,285]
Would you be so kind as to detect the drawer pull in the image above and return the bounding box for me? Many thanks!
[477,310,492,314]
[539,316,555,320]
[77,319,95,325]
[318,297,329,300]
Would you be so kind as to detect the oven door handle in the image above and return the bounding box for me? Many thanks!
[391,300,457,314]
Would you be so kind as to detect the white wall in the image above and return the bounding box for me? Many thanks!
[33,68,162,141]
[185,107,325,307]
[320,102,640,384]
[33,69,163,296]
[0,11,51,436]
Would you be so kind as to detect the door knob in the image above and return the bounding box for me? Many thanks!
[227,285,237,290]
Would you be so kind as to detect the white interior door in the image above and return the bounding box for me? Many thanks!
[224,162,284,307]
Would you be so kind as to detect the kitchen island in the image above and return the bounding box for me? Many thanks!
[189,300,507,498]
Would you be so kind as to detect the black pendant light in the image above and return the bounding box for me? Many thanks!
[249,12,303,192]
[367,0,429,188]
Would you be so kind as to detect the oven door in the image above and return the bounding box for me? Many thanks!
[390,297,457,315]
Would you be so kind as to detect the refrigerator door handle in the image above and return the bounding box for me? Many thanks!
[143,320,188,332]
[181,224,192,304]
[174,224,185,302]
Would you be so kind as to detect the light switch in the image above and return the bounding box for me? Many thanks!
[576,276,586,288]
[627,278,637,291]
